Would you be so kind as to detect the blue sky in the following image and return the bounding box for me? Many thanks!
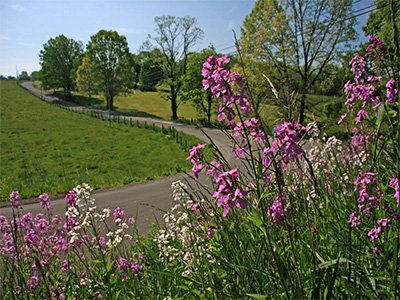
[0,0,373,76]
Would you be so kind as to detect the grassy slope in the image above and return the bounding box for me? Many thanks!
[0,81,198,200]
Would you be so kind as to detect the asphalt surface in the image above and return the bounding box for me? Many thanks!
[0,82,234,234]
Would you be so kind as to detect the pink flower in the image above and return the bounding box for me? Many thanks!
[348,212,361,227]
[187,144,205,179]
[10,191,21,208]
[26,275,39,291]
[212,168,248,217]
[389,176,400,207]
[113,207,125,223]
[64,190,77,206]
[268,194,289,227]
[385,79,398,105]
[355,109,368,124]
[338,114,347,125]
[39,193,52,210]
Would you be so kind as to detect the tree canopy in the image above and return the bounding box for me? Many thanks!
[39,35,83,96]
[86,30,135,110]
[241,0,355,124]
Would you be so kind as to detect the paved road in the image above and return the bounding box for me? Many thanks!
[0,82,234,233]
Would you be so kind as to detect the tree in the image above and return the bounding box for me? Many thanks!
[180,49,215,125]
[86,30,135,110]
[152,15,203,120]
[138,49,164,91]
[30,71,41,81]
[76,55,98,97]
[241,0,355,124]
[18,71,30,81]
[39,35,83,97]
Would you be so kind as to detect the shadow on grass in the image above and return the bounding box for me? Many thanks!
[53,91,163,120]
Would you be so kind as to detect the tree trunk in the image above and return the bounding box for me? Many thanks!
[207,93,212,126]
[299,92,306,125]
[170,85,178,120]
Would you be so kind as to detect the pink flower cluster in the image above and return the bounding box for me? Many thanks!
[268,193,290,227]
[342,37,398,125]
[117,256,143,280]
[187,144,206,179]
[202,55,252,126]
[349,171,399,247]
[263,120,307,175]
[212,168,248,217]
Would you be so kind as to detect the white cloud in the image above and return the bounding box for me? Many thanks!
[8,3,26,12]
[0,34,10,40]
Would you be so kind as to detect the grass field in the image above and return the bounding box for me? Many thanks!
[0,81,200,200]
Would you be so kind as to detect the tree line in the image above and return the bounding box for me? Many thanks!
[14,0,399,123]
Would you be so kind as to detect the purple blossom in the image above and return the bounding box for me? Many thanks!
[348,212,361,227]
[354,171,382,216]
[130,259,143,275]
[366,36,385,56]
[205,160,223,180]
[212,168,248,217]
[10,191,21,208]
[202,55,253,126]
[64,190,77,206]
[26,275,39,291]
[268,194,290,227]
[355,109,368,124]
[389,176,400,207]
[338,114,347,125]
[187,144,206,179]
[118,257,129,269]
[385,79,398,105]
[39,193,52,210]
[113,207,125,223]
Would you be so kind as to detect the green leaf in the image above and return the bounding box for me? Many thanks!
[246,293,267,299]
[318,258,353,269]
[247,212,266,235]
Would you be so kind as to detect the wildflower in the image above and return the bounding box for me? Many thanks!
[213,168,248,217]
[338,114,347,125]
[385,79,398,105]
[38,193,52,210]
[26,275,39,291]
[10,191,21,208]
[187,144,205,179]
[65,190,77,206]
[348,212,361,227]
[113,207,125,223]
[355,109,368,124]
[268,194,290,227]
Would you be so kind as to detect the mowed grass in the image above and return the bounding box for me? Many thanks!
[0,81,199,200]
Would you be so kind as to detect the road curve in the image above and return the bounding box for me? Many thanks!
[0,82,234,234]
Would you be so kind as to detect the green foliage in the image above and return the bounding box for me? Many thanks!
[76,55,99,97]
[363,0,400,66]
[241,0,356,123]
[0,81,199,200]
[86,30,135,110]
[138,49,164,90]
[180,48,215,125]
[39,34,83,96]
[18,71,30,81]
[30,71,41,81]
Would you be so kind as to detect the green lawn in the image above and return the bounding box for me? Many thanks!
[0,81,199,200]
